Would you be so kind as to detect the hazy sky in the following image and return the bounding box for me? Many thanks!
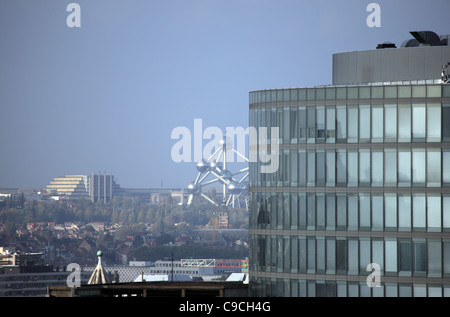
[0,0,449,189]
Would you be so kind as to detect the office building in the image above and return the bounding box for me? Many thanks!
[45,175,90,200]
[45,173,122,203]
[248,31,450,296]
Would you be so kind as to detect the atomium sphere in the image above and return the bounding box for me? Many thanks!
[196,160,209,173]
[187,182,195,192]
[228,182,243,195]
[220,169,233,180]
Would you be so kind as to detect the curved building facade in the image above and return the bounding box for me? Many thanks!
[248,32,450,297]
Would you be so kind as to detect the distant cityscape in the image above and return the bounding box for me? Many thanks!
[0,173,249,296]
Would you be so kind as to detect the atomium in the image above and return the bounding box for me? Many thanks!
[185,137,249,210]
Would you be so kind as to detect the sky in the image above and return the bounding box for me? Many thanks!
[0,0,449,189]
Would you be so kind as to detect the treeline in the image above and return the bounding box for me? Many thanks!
[0,195,248,235]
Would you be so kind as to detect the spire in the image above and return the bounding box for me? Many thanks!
[88,251,111,285]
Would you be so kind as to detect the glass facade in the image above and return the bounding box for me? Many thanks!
[249,83,450,297]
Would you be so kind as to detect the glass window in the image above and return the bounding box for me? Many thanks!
[372,195,383,231]
[385,193,397,230]
[307,107,315,142]
[283,107,290,144]
[317,237,325,273]
[428,195,441,232]
[326,238,336,274]
[336,239,347,273]
[399,240,412,275]
[326,194,336,230]
[385,284,398,297]
[384,149,397,186]
[359,239,371,273]
[298,89,306,101]
[442,104,450,141]
[348,239,358,275]
[398,86,411,98]
[307,88,315,101]
[444,196,450,230]
[359,149,370,186]
[371,86,383,99]
[283,89,290,101]
[298,150,306,186]
[427,103,441,142]
[399,194,411,231]
[384,104,397,142]
[326,106,335,143]
[348,151,358,187]
[316,106,325,142]
[385,240,397,274]
[336,150,346,186]
[412,85,426,98]
[412,194,426,230]
[359,105,370,141]
[307,150,315,186]
[428,240,442,277]
[307,238,316,273]
[307,193,315,230]
[372,105,383,142]
[347,87,358,99]
[444,240,450,275]
[412,104,426,141]
[398,104,411,142]
[298,107,306,141]
[399,285,412,297]
[283,193,290,229]
[372,151,383,187]
[291,236,298,272]
[384,86,397,98]
[372,240,384,273]
[359,87,370,99]
[359,193,371,230]
[336,194,347,229]
[336,105,346,141]
[316,194,325,229]
[276,90,283,102]
[290,150,298,186]
[325,87,335,100]
[398,150,411,186]
[316,88,325,100]
[326,150,335,186]
[413,240,427,275]
[336,87,346,100]
[299,193,306,229]
[412,149,425,186]
[290,89,298,101]
[427,149,441,187]
[348,194,358,231]
[290,108,298,143]
[270,91,277,102]
[443,150,450,186]
[427,85,441,97]
[299,237,307,273]
[316,150,325,186]
[347,106,358,143]
[291,193,298,229]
